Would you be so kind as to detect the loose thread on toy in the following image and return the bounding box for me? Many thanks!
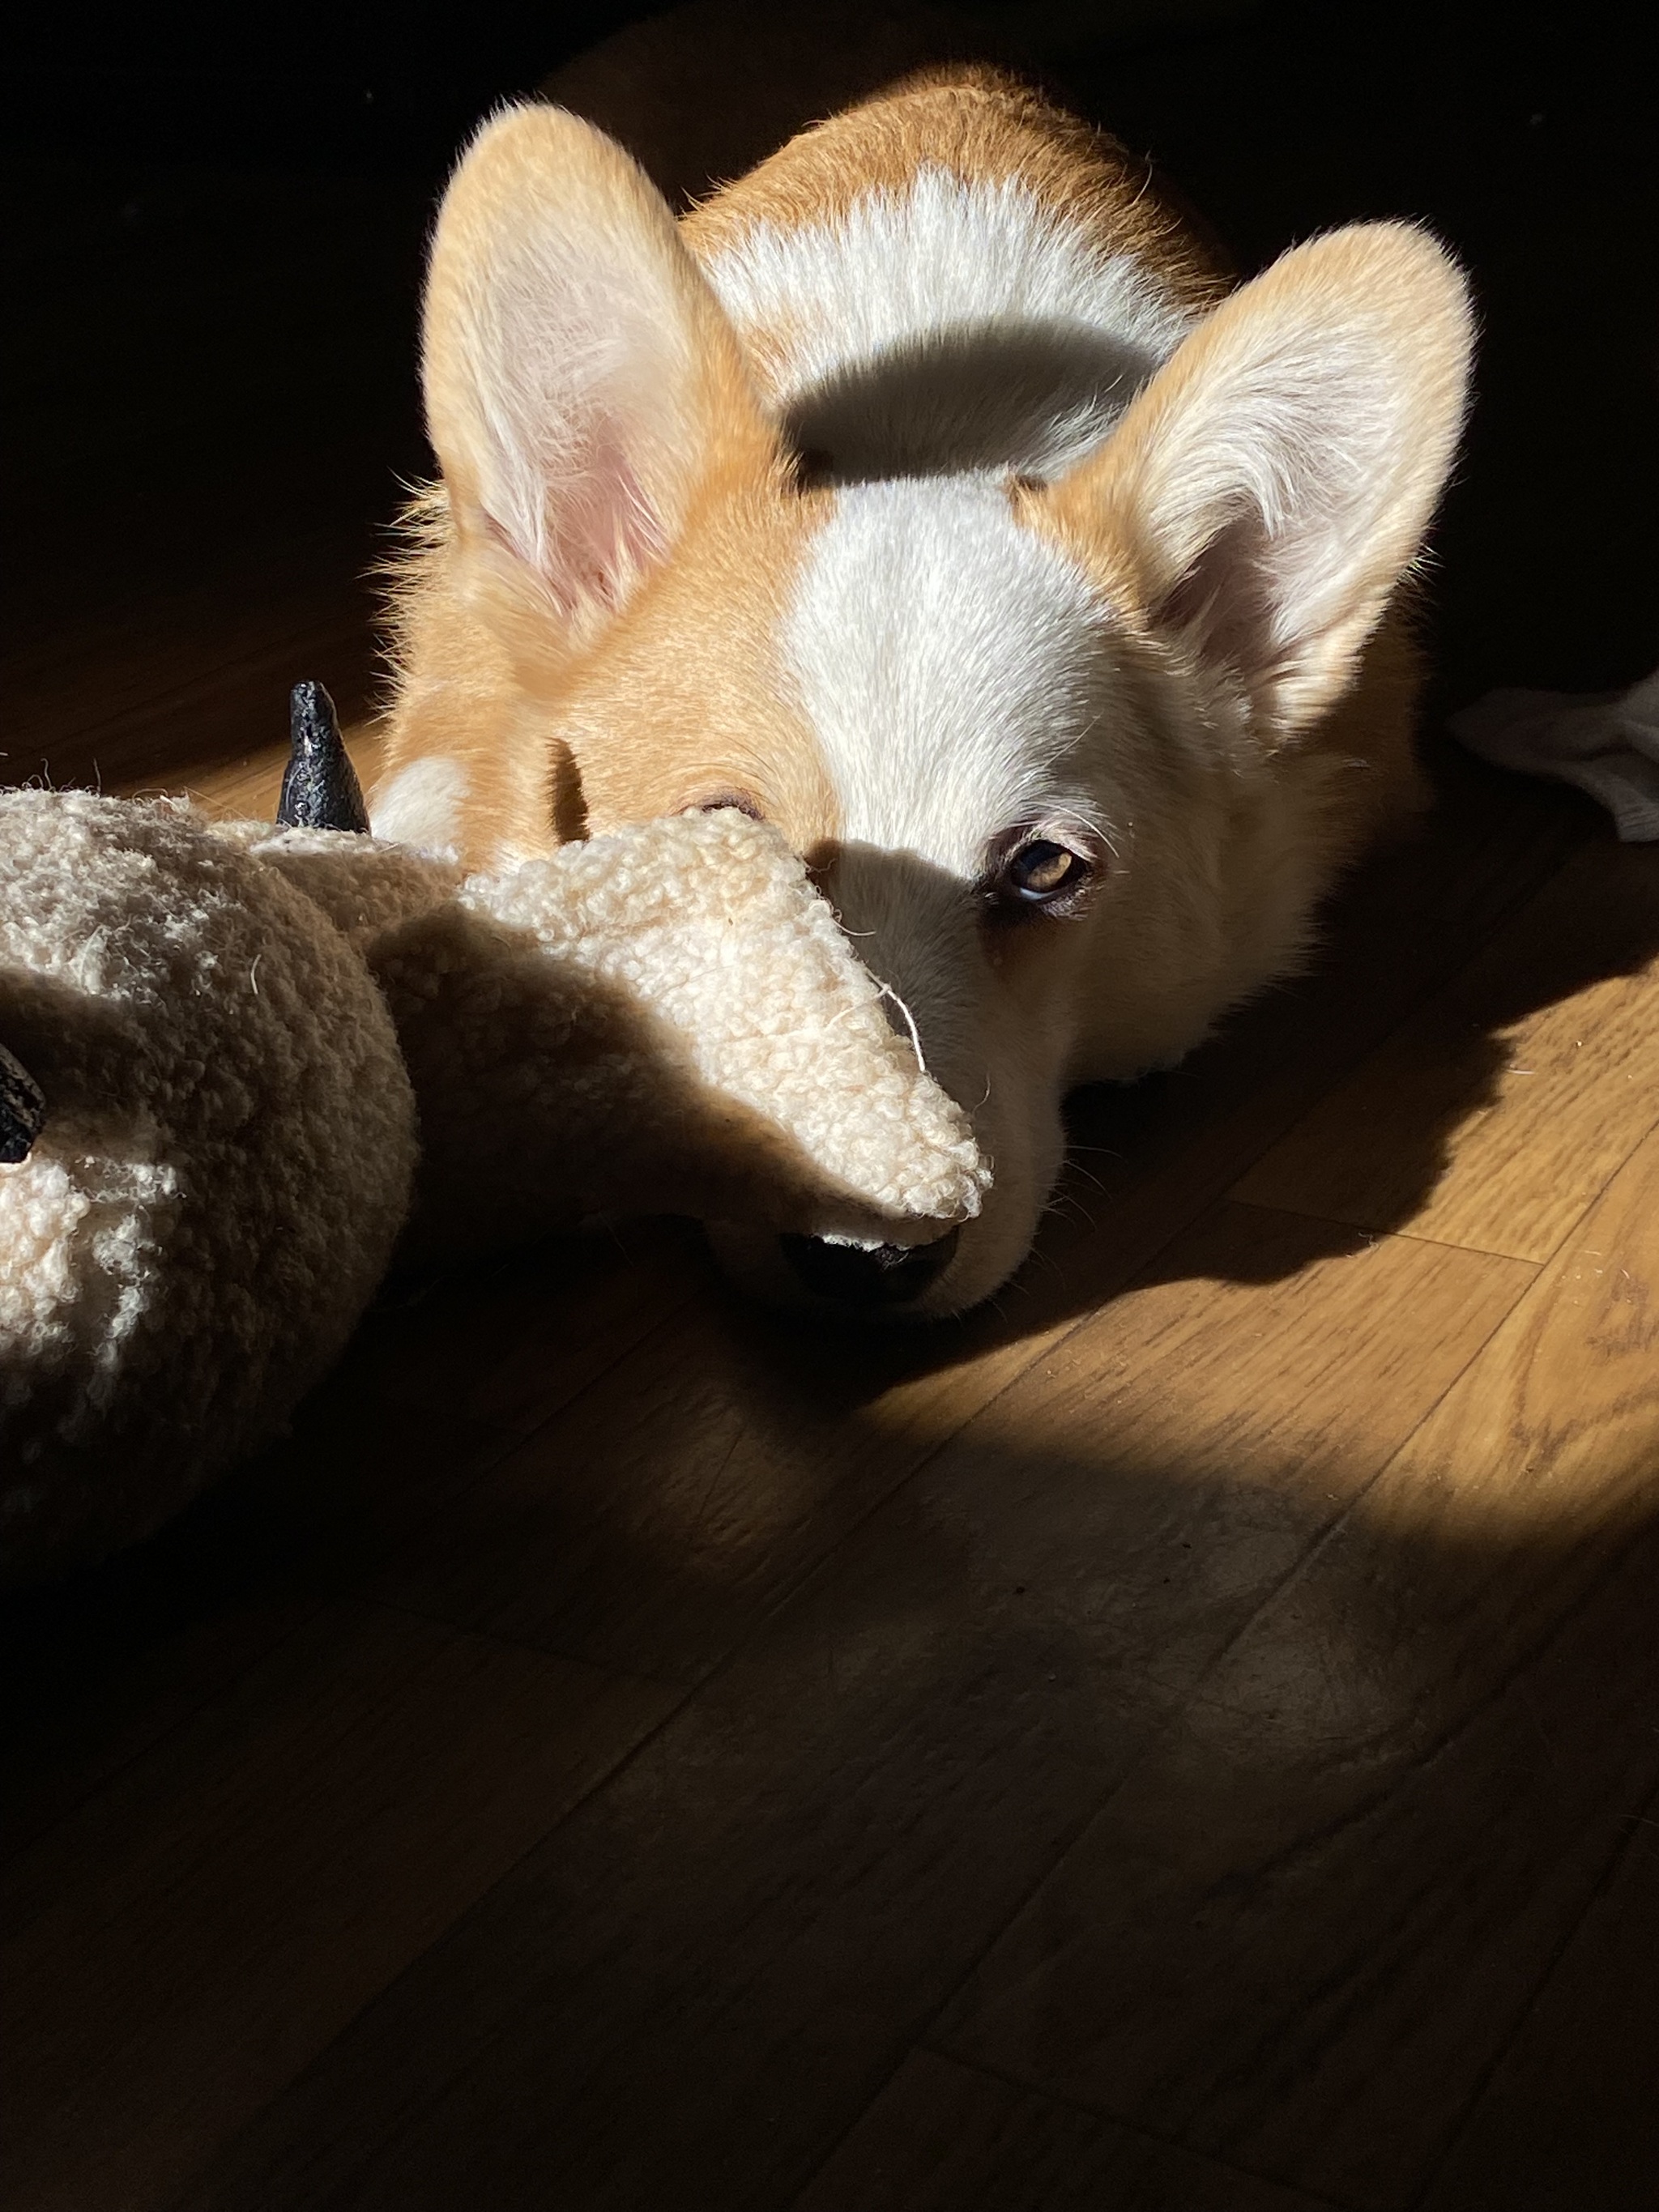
[874,980,928,1075]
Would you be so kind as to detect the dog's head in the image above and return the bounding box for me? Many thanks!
[399,105,1471,1316]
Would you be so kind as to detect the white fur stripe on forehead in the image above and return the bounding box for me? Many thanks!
[784,479,1114,875]
[703,168,1196,400]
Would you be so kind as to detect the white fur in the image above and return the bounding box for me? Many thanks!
[0,793,418,1581]
[780,477,1125,1306]
[704,202,1454,1316]
[1,794,988,1579]
[706,168,1195,412]
[369,755,471,853]
[785,476,1115,873]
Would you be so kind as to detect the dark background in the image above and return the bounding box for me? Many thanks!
[3,3,663,176]
[6,0,1657,795]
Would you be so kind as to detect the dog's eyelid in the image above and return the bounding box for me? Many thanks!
[987,821,1102,873]
[687,791,766,821]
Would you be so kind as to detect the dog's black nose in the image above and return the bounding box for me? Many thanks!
[779,1225,960,1308]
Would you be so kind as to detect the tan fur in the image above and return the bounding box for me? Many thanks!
[542,0,1034,210]
[539,487,841,853]
[382,106,791,862]
[374,68,1470,1312]
[380,70,1232,866]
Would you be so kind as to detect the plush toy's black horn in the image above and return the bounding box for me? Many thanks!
[276,680,369,833]
[0,1041,45,1165]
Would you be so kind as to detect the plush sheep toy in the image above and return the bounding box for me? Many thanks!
[0,687,985,1585]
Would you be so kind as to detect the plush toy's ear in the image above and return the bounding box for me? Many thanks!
[422,103,775,642]
[276,681,369,833]
[1034,223,1473,738]
[0,1041,45,1164]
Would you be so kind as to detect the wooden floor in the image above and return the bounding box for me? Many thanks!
[7,4,1659,2208]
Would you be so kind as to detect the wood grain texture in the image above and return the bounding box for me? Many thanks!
[0,751,1606,2212]
[8,7,1659,2206]
[1420,1797,1659,2212]
[159,1213,1525,2212]
[1,1605,676,2212]
[357,746,1595,1690]
[0,1211,696,1868]
[791,2049,1345,2212]
[1232,840,1659,1261]
[372,1205,1530,1689]
[0,1351,505,1870]
[936,1119,1659,2211]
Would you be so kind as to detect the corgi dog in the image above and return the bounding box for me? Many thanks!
[373,68,1473,1316]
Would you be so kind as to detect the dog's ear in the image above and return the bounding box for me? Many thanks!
[1034,224,1473,738]
[422,104,774,646]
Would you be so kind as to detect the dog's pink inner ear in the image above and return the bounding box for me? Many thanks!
[420,104,768,626]
[484,423,668,623]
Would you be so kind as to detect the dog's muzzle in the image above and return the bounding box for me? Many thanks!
[778,1225,960,1309]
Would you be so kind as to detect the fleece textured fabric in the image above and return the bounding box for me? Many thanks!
[1450,669,1659,842]
[348,809,982,1258]
[0,792,418,1583]
[1,796,986,1583]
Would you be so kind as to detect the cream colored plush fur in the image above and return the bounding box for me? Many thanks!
[249,805,986,1258]
[0,792,417,1583]
[0,792,983,1583]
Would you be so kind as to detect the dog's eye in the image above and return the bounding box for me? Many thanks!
[993,837,1091,910]
[1008,841,1080,897]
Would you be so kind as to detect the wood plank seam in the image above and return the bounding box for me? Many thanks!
[2,1404,546,1869]
[1230,839,1659,1266]
[911,2048,1358,2212]
[1224,1200,1559,1272]
[437,1213,1531,2206]
[406,1299,1083,1678]
[2,1599,333,1869]
[782,2049,931,2210]
[1405,1664,1659,2210]
[6,836,1577,2191]
[335,1593,712,1921]
[367,1596,681,1698]
[915,1128,1659,2199]
[864,1224,1549,2126]
[109,1625,714,2197]
[1235,1125,1659,1272]
[889,1230,1539,1920]
[783,2039,1360,2212]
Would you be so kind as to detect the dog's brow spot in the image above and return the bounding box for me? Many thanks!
[369,756,469,851]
